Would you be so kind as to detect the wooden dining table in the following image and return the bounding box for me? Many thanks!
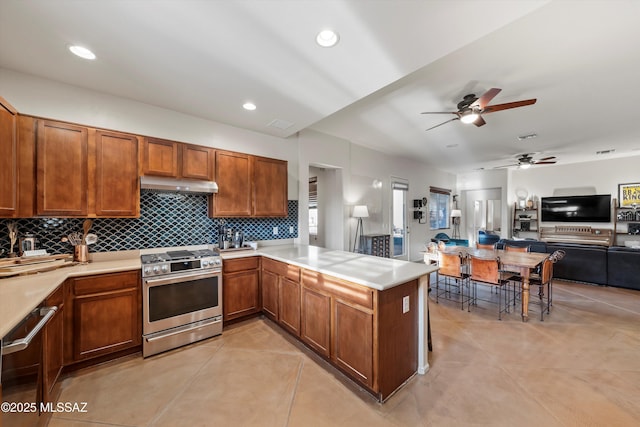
[438,246,548,321]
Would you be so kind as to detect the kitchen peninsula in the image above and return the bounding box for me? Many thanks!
[1,244,437,403]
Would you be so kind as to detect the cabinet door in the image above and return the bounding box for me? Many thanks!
[68,272,141,362]
[182,144,214,180]
[279,277,300,336]
[223,270,260,321]
[0,96,17,217]
[42,286,64,403]
[142,137,178,177]
[252,156,288,217]
[261,270,279,321]
[301,286,331,358]
[36,120,88,216]
[333,300,374,388]
[95,131,140,217]
[212,150,252,217]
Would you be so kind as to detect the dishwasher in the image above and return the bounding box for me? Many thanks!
[1,304,57,427]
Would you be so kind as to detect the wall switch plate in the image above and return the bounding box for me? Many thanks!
[289,226,294,234]
[273,226,278,235]
[402,296,410,313]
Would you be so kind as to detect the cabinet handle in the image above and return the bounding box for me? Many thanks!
[2,306,57,355]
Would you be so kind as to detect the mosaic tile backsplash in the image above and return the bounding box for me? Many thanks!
[0,190,298,255]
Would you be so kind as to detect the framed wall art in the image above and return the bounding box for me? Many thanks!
[618,182,640,207]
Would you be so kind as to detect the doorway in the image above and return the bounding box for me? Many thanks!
[391,179,409,260]
[308,165,343,250]
[464,188,502,247]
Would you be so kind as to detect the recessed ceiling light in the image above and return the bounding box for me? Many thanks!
[316,29,339,47]
[68,45,96,60]
[242,102,256,111]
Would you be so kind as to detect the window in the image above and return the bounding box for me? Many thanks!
[429,187,451,230]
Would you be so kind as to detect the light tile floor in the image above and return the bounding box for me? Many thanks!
[49,280,640,427]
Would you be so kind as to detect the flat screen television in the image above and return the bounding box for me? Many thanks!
[540,194,611,222]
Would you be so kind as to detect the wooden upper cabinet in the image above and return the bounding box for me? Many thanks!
[212,150,252,217]
[252,156,288,217]
[0,96,17,217]
[36,120,88,216]
[142,137,179,177]
[181,144,214,180]
[95,131,140,217]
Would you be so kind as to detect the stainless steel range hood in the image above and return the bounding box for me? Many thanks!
[140,176,218,194]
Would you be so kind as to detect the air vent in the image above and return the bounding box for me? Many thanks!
[517,133,537,141]
[267,119,294,130]
[596,149,615,155]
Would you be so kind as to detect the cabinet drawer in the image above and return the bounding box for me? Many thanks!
[72,271,140,296]
[262,257,300,282]
[302,270,374,310]
[223,256,259,273]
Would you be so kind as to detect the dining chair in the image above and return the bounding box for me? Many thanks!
[469,255,513,319]
[545,249,566,309]
[529,254,554,321]
[504,244,529,252]
[476,242,496,250]
[435,251,470,311]
[512,249,565,320]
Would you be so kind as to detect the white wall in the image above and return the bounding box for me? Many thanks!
[297,136,457,260]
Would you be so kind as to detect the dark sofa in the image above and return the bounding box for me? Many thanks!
[607,247,640,291]
[546,243,608,285]
[473,237,638,290]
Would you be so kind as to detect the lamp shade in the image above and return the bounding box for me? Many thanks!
[353,205,369,218]
[451,209,462,218]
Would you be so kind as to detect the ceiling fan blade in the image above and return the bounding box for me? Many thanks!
[420,111,458,115]
[426,117,459,131]
[473,88,501,109]
[493,163,519,169]
[473,115,486,127]
[533,161,557,165]
[537,156,556,161]
[482,99,537,113]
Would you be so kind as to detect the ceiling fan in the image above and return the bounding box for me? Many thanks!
[494,153,557,169]
[421,88,536,131]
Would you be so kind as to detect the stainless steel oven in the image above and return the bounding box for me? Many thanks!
[141,249,222,357]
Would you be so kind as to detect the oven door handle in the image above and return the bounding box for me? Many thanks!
[145,317,222,342]
[143,271,220,286]
[2,306,57,356]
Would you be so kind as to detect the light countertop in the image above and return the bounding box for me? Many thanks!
[0,258,141,338]
[1,244,437,339]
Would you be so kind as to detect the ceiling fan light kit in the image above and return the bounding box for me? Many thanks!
[460,109,479,124]
[422,87,537,131]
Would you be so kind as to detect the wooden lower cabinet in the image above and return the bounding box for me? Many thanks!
[300,286,331,358]
[278,277,300,336]
[223,257,261,322]
[299,267,418,401]
[65,271,141,364]
[261,269,279,321]
[333,300,374,388]
[262,258,301,336]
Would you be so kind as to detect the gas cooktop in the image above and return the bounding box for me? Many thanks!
[141,248,220,264]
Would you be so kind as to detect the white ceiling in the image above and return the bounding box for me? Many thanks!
[2,0,640,174]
